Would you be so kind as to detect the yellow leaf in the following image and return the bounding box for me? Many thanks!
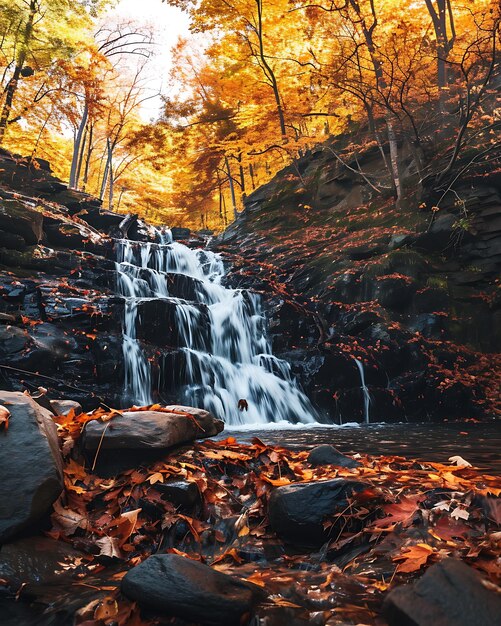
[148,472,164,485]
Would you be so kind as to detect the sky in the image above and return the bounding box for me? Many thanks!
[106,0,191,120]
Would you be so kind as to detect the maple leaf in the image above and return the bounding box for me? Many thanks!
[51,499,88,535]
[0,405,10,431]
[96,536,123,559]
[371,494,423,531]
[393,543,434,573]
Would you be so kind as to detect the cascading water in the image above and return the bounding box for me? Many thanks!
[354,358,371,424]
[114,231,318,425]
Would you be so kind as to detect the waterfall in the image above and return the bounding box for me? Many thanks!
[114,232,318,425]
[354,358,371,424]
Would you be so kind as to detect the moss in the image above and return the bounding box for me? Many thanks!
[426,275,448,290]
[364,249,428,279]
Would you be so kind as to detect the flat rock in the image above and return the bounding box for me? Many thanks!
[383,558,501,626]
[307,444,361,468]
[50,399,82,416]
[83,405,224,451]
[0,536,86,588]
[121,554,266,625]
[268,478,372,546]
[0,391,63,542]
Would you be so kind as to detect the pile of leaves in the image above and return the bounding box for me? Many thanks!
[7,406,501,625]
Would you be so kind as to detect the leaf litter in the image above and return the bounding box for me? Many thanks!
[1,405,499,625]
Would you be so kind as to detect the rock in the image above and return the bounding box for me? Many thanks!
[83,406,224,451]
[154,479,201,510]
[383,558,501,626]
[171,226,191,240]
[121,554,266,625]
[307,444,360,468]
[268,478,372,546]
[0,325,29,355]
[50,399,82,416]
[0,230,26,251]
[0,536,86,588]
[0,199,43,245]
[0,391,63,542]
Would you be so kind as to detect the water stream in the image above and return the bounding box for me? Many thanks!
[114,232,318,425]
[354,358,371,424]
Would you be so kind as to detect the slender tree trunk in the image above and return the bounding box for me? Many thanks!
[386,117,401,201]
[82,123,93,191]
[237,152,246,200]
[75,125,87,189]
[69,104,88,188]
[0,0,38,144]
[107,139,114,209]
[249,163,256,190]
[255,0,287,139]
[225,155,238,220]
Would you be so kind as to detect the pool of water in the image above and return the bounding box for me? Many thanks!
[220,422,501,474]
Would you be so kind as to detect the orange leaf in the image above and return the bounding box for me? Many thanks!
[393,543,434,573]
[0,405,10,431]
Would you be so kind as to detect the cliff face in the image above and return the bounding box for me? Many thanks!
[218,141,501,422]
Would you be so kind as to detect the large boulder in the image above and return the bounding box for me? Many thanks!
[268,478,373,546]
[121,554,266,625]
[0,391,63,543]
[383,558,501,626]
[82,405,224,451]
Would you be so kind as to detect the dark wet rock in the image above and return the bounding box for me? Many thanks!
[383,558,501,626]
[0,325,29,355]
[45,221,98,249]
[373,275,416,310]
[268,478,372,546]
[121,553,267,625]
[0,536,86,588]
[50,399,82,416]
[0,230,27,251]
[0,199,43,245]
[82,406,224,451]
[307,444,361,468]
[154,479,201,510]
[0,391,63,542]
[171,226,191,240]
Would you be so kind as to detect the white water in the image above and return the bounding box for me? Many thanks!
[354,358,371,424]
[114,230,318,425]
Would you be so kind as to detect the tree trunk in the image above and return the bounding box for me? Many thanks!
[386,117,401,201]
[69,104,88,189]
[82,123,94,191]
[225,155,238,220]
[255,0,287,140]
[0,0,38,144]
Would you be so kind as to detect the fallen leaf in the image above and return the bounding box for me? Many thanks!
[96,536,123,559]
[448,455,472,468]
[94,596,118,621]
[393,543,434,573]
[0,405,10,431]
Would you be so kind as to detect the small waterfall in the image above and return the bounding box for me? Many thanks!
[114,232,318,425]
[354,358,371,424]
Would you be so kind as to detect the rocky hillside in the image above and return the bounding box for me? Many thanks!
[218,139,501,422]
[0,144,499,422]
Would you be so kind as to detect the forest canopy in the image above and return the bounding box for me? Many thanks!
[0,0,499,230]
